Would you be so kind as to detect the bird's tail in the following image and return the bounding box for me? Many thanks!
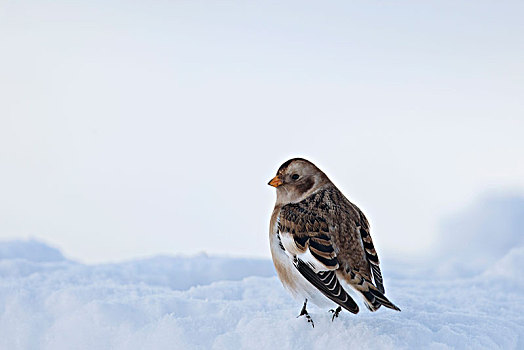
[352,277,401,312]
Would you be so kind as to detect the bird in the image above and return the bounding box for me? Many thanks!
[268,158,400,327]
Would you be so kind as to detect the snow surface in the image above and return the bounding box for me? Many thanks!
[0,240,523,349]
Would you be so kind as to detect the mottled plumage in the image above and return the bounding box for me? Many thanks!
[268,158,399,324]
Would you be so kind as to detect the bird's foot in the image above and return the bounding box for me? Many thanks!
[329,306,342,321]
[297,299,314,328]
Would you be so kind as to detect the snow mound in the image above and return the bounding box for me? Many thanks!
[0,240,65,262]
[0,240,523,349]
[482,246,524,287]
[436,194,524,277]
[90,254,275,290]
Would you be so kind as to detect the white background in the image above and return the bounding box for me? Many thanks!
[1,0,523,263]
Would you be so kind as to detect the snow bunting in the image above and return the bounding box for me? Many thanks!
[268,158,400,326]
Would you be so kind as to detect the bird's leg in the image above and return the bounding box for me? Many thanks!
[329,306,342,321]
[297,299,314,328]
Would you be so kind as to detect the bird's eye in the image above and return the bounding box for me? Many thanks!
[291,174,300,180]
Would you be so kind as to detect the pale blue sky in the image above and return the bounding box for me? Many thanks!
[1,0,523,263]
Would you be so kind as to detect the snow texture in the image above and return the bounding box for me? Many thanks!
[0,239,522,350]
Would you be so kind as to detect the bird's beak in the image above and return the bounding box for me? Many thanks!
[268,175,283,187]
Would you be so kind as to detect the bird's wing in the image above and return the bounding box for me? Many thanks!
[318,186,385,294]
[355,208,385,293]
[278,199,359,314]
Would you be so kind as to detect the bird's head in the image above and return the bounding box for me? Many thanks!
[268,158,329,204]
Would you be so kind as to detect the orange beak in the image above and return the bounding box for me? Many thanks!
[268,175,283,187]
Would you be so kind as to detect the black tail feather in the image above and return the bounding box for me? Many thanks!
[361,282,400,312]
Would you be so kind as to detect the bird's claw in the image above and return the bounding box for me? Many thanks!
[297,299,315,328]
[329,306,342,321]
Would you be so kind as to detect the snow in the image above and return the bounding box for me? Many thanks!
[0,240,65,263]
[435,195,524,277]
[0,239,523,349]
